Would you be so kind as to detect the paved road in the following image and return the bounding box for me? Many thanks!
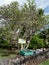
[0,58,9,65]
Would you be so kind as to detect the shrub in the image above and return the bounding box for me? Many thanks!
[28,35,44,49]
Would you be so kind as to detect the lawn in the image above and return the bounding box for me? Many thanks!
[39,59,49,65]
[0,48,18,59]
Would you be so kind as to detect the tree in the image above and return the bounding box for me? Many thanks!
[37,9,44,17]
[20,0,48,40]
[0,0,49,49]
[39,28,49,48]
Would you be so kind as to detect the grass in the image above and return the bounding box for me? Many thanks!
[0,54,16,59]
[39,59,49,65]
[0,48,19,59]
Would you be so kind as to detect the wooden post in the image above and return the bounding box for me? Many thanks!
[21,44,23,50]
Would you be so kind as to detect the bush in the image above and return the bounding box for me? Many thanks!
[28,35,44,49]
[0,37,13,49]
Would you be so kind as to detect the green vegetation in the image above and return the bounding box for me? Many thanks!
[29,35,44,49]
[0,0,49,55]
[28,28,49,49]
[39,59,49,65]
[0,48,18,59]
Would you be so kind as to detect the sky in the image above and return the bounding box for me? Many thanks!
[35,0,49,9]
[0,0,26,6]
[35,0,49,14]
[0,0,49,14]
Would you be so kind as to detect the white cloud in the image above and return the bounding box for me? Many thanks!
[35,0,49,9]
[0,0,26,6]
[4,0,12,4]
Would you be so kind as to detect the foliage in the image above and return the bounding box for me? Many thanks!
[0,0,49,49]
[29,35,44,49]
[37,9,44,17]
[0,27,13,49]
[38,28,49,47]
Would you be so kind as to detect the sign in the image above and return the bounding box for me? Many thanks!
[18,38,26,44]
